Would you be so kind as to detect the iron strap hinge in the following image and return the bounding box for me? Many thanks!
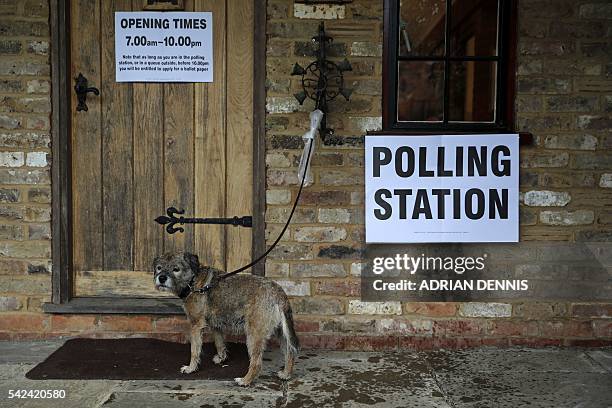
[155,207,252,234]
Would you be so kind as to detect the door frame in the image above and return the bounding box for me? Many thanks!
[44,0,267,314]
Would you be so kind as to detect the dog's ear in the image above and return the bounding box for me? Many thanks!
[183,252,200,273]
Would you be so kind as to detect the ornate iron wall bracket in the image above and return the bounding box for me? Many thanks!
[291,22,352,142]
[155,207,252,234]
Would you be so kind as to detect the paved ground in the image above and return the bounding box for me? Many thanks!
[0,340,610,407]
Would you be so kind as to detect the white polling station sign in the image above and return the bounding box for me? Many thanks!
[365,135,519,243]
[115,12,213,82]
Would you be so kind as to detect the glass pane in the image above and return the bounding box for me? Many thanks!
[450,0,499,56]
[399,0,447,57]
[448,61,497,122]
[397,61,444,122]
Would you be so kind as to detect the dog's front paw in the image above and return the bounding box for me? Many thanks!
[180,364,198,374]
[234,377,251,387]
[213,353,228,365]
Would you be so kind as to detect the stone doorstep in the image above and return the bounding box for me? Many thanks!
[587,349,612,373]
[100,391,284,407]
[0,340,64,364]
[0,342,611,407]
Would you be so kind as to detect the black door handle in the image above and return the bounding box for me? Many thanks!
[74,73,100,112]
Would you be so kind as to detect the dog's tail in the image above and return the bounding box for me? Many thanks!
[281,304,299,356]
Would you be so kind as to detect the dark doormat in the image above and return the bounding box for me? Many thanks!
[25,338,250,380]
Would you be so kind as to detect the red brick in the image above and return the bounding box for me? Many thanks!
[509,337,563,347]
[294,318,319,332]
[477,338,510,347]
[0,259,29,275]
[320,317,376,333]
[434,337,468,349]
[404,302,457,317]
[564,339,612,347]
[433,319,485,336]
[571,304,612,318]
[313,280,360,296]
[446,337,509,349]
[593,320,612,338]
[539,320,593,338]
[0,313,48,331]
[487,320,539,337]
[398,336,435,351]
[50,315,97,331]
[399,336,508,350]
[299,334,345,350]
[97,316,153,332]
[344,335,398,351]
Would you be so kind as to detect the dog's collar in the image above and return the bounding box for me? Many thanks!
[178,284,192,299]
[179,275,214,299]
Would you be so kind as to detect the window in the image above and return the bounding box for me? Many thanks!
[383,0,517,131]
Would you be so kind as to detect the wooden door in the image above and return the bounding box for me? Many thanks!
[69,0,253,297]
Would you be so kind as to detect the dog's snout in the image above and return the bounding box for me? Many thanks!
[158,275,168,284]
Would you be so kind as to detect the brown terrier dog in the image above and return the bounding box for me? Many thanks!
[153,252,299,386]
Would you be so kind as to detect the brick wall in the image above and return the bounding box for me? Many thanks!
[0,0,610,347]
[263,0,612,349]
[0,0,54,337]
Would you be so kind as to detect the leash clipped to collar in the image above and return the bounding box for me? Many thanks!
[185,110,323,296]
[181,274,214,298]
[189,283,214,296]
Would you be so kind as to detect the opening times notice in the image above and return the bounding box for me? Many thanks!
[115,12,213,82]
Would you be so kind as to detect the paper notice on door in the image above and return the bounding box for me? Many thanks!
[114,12,213,82]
